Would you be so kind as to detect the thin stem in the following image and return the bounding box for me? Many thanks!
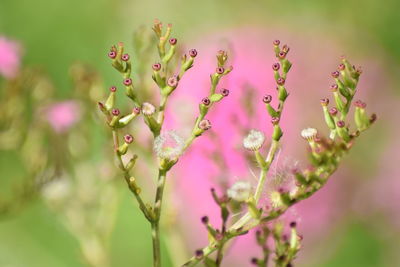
[151,169,167,267]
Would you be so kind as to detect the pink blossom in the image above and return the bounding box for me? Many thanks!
[0,36,21,79]
[45,101,81,133]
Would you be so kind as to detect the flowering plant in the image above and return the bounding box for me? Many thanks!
[98,21,376,267]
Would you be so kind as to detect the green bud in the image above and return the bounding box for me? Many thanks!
[272,125,283,141]
[104,92,115,111]
[322,106,336,130]
[209,93,224,103]
[118,143,129,155]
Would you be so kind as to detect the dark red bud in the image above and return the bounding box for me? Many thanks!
[189,49,198,58]
[271,117,280,125]
[278,51,286,59]
[329,107,338,116]
[273,39,280,46]
[263,95,272,104]
[272,63,280,71]
[216,67,225,74]
[277,77,285,85]
[331,71,340,78]
[124,134,134,144]
[320,98,329,106]
[221,88,230,96]
[202,97,211,106]
[201,216,209,224]
[336,120,345,128]
[169,38,177,45]
[330,84,338,91]
[112,108,120,116]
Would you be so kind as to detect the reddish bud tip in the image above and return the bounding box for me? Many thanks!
[152,63,161,71]
[199,119,212,130]
[201,216,209,224]
[330,84,338,92]
[202,97,211,106]
[277,77,285,85]
[112,108,120,116]
[272,63,280,71]
[263,95,272,104]
[356,66,363,75]
[109,86,117,92]
[169,38,177,45]
[251,258,258,265]
[278,51,286,59]
[320,98,329,106]
[273,39,281,46]
[123,78,132,86]
[271,117,280,125]
[98,102,105,109]
[108,51,116,59]
[189,49,198,58]
[370,113,377,123]
[121,54,130,61]
[336,120,345,128]
[124,134,134,144]
[331,71,340,78]
[216,67,225,74]
[133,107,141,114]
[338,63,345,71]
[290,221,297,228]
[195,250,204,259]
[329,107,338,116]
[167,76,179,87]
[221,88,230,97]
[354,100,367,109]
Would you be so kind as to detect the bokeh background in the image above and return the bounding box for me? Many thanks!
[0,0,399,266]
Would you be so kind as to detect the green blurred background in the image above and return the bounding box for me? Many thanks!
[0,0,399,266]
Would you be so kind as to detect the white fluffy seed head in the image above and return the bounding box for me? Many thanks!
[301,128,318,141]
[142,102,156,116]
[243,130,265,151]
[153,131,185,159]
[227,181,251,202]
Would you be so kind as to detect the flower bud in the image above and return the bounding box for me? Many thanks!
[273,39,280,46]
[112,108,120,116]
[124,134,134,144]
[152,63,161,71]
[195,250,204,260]
[320,98,329,106]
[216,67,225,74]
[189,49,198,58]
[202,97,211,106]
[123,78,132,86]
[201,216,209,224]
[336,120,345,128]
[278,51,286,59]
[263,95,272,104]
[221,88,229,97]
[198,119,212,130]
[167,76,179,87]
[108,51,116,59]
[277,77,285,86]
[329,107,338,116]
[331,71,340,78]
[272,63,280,71]
[109,86,117,92]
[133,107,141,114]
[330,84,338,92]
[121,54,130,61]
[338,63,345,71]
[271,117,280,125]
[169,38,177,45]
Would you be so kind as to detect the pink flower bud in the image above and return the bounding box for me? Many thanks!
[124,134,134,144]
[123,78,132,86]
[263,95,272,104]
[354,100,367,109]
[221,88,230,97]
[121,54,130,61]
[195,250,204,260]
[330,84,338,92]
[108,51,116,59]
[331,71,340,78]
[273,39,280,46]
[112,108,120,116]
[109,86,117,92]
[271,117,280,125]
[216,67,225,74]
[277,77,285,85]
[202,97,211,106]
[133,107,141,114]
[278,51,286,59]
[201,216,209,224]
[169,38,177,45]
[329,107,338,116]
[290,221,297,228]
[320,98,329,106]
[167,76,179,87]
[198,119,212,130]
[152,63,161,71]
[189,49,198,58]
[336,120,345,128]
[272,63,280,71]
[338,63,345,71]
